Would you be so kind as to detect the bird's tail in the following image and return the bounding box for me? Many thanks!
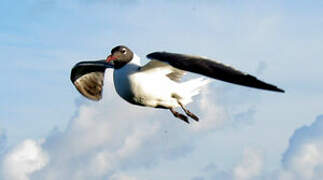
[177,77,211,105]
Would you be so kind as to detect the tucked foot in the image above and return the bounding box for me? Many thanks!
[184,110,199,121]
[169,108,189,123]
[177,101,199,121]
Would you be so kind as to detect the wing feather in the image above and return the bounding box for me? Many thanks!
[139,59,186,82]
[147,52,284,93]
[70,60,112,101]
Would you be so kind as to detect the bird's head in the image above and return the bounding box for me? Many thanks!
[106,45,134,69]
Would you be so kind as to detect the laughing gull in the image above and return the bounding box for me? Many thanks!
[70,45,284,123]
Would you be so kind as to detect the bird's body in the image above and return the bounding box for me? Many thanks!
[113,54,209,109]
[70,45,284,123]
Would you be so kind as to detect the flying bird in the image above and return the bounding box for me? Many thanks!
[70,45,284,123]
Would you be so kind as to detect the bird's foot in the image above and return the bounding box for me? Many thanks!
[170,108,189,123]
[177,101,199,121]
[184,110,199,121]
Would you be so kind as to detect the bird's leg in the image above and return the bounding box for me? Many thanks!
[177,101,199,121]
[169,108,189,124]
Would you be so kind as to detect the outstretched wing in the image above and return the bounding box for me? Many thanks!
[70,60,113,101]
[139,59,186,82]
[147,52,284,93]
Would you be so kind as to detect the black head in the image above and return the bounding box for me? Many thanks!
[106,45,134,69]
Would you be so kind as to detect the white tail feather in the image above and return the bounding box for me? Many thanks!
[178,77,211,105]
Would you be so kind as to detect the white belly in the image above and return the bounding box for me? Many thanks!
[113,65,179,108]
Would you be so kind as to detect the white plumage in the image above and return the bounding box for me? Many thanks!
[113,54,210,109]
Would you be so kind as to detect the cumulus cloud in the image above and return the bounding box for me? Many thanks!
[0,76,232,180]
[1,139,49,180]
[191,147,264,180]
[192,115,323,180]
[0,66,259,180]
[190,85,229,132]
[229,115,323,180]
[279,115,323,180]
[233,148,264,180]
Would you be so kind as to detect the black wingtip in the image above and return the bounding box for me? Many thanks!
[259,85,285,93]
[276,88,285,93]
[267,86,285,93]
[266,83,285,93]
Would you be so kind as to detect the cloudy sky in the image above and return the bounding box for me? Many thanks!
[1,0,323,180]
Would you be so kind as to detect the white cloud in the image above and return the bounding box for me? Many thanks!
[190,86,229,132]
[193,147,264,180]
[2,139,49,180]
[197,115,323,180]
[279,115,323,180]
[0,64,260,180]
[233,148,264,180]
[0,78,228,180]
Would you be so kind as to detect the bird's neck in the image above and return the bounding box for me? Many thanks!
[113,53,141,72]
[130,53,141,66]
[113,53,141,69]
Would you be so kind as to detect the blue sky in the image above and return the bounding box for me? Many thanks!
[1,0,323,180]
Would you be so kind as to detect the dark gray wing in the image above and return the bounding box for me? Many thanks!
[70,60,113,101]
[147,52,284,93]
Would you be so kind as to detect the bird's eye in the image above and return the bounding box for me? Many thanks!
[121,49,126,54]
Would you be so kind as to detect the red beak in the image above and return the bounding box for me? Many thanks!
[106,55,117,63]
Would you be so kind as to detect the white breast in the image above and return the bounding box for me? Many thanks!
[113,54,142,105]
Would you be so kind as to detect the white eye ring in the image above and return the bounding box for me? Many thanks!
[121,49,127,54]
